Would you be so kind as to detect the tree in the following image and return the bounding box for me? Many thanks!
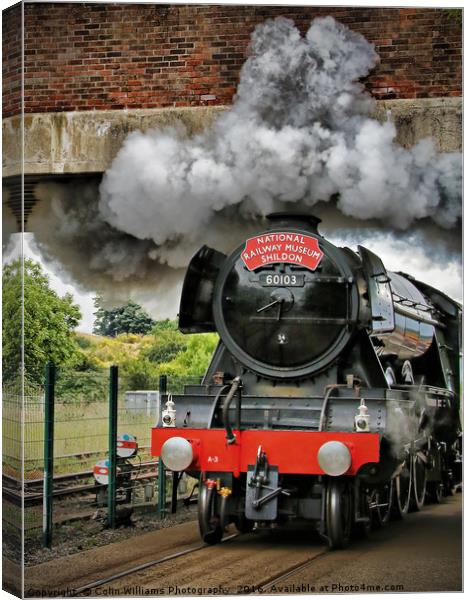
[160,333,219,377]
[144,319,187,364]
[93,297,156,337]
[2,259,82,384]
[152,319,178,332]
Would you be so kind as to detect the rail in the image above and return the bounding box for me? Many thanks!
[67,533,239,596]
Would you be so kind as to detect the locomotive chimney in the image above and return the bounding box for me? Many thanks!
[266,212,322,234]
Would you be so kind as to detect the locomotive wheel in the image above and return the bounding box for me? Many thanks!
[352,485,372,539]
[392,456,412,519]
[443,469,456,496]
[352,516,371,540]
[444,481,455,497]
[370,480,393,528]
[410,453,427,512]
[427,481,444,504]
[326,478,352,549]
[198,483,223,544]
[234,514,254,534]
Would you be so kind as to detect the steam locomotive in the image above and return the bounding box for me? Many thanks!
[152,213,461,548]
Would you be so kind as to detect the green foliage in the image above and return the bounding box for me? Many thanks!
[93,297,156,337]
[152,319,178,332]
[74,332,151,368]
[74,320,219,391]
[55,370,108,404]
[2,259,82,384]
[158,331,219,377]
[145,336,187,364]
[120,356,159,390]
[144,320,187,363]
[2,258,217,393]
[75,334,92,350]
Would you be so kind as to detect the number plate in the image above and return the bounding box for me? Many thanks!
[259,273,305,287]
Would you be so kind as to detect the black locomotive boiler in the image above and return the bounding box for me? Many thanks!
[152,213,461,548]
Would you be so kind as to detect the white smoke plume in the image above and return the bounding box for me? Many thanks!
[28,16,461,316]
[100,16,461,242]
[29,181,185,315]
[386,399,420,459]
[28,180,260,315]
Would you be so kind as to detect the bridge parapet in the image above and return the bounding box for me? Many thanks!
[2,98,462,180]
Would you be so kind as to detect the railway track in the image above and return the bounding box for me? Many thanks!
[70,534,240,597]
[3,460,158,507]
[254,549,329,593]
[67,532,330,597]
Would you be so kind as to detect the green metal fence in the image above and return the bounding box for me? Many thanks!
[2,377,24,561]
[2,365,202,549]
[3,379,23,478]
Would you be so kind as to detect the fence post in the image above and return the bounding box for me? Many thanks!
[43,362,55,548]
[108,365,118,529]
[157,374,167,519]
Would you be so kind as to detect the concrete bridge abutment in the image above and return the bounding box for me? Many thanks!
[2,97,463,231]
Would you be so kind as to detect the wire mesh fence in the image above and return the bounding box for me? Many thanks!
[115,374,202,516]
[3,366,202,545]
[3,378,23,479]
[2,376,24,559]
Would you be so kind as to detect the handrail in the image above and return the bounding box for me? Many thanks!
[222,377,242,444]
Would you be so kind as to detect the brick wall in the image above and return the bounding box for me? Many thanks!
[2,3,22,118]
[2,3,462,117]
